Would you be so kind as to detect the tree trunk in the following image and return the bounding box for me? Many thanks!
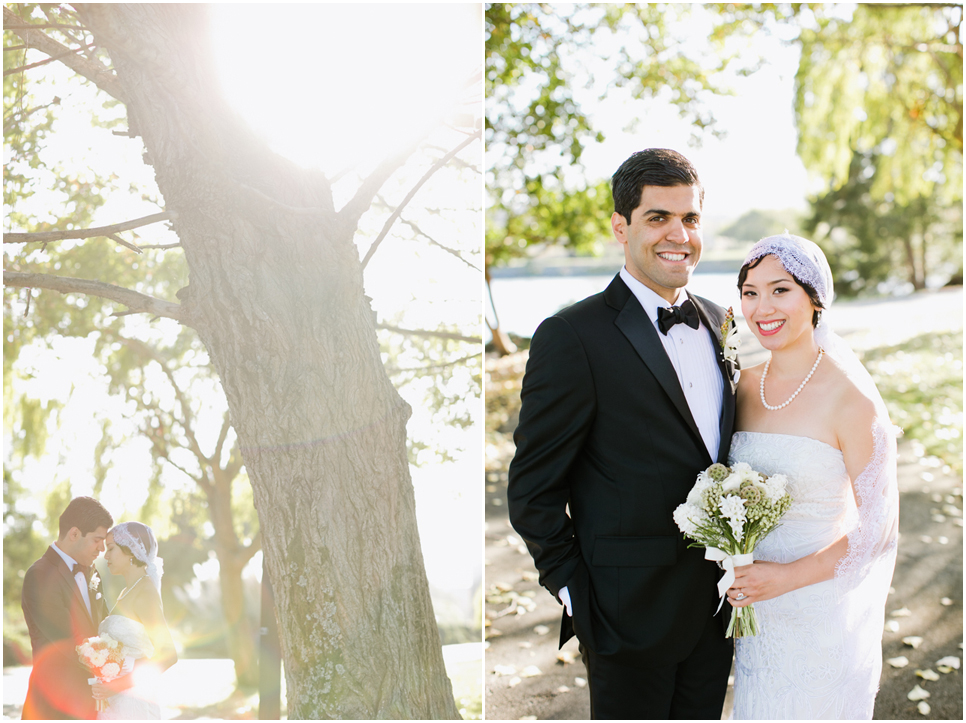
[485,267,516,356]
[207,471,259,689]
[76,5,459,718]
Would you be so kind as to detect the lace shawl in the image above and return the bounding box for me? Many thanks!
[833,417,899,604]
[98,614,155,661]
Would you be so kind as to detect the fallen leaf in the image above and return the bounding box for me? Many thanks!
[940,597,953,606]
[493,664,516,676]
[920,535,933,543]
[937,666,953,674]
[557,650,577,665]
[917,701,931,716]
[519,641,532,649]
[887,656,909,668]
[520,571,538,582]
[907,685,930,701]
[916,669,940,681]
[486,627,503,639]
[556,686,570,693]
[931,513,946,523]
[891,607,913,617]
[937,536,949,545]
[509,676,521,687]
[953,518,964,527]
[936,655,960,670]
[903,637,924,649]
[574,677,587,688]
[942,504,962,517]
[885,620,901,633]
[533,624,550,636]
[521,665,542,677]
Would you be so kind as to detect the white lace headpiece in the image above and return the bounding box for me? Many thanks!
[743,232,834,307]
[111,521,164,592]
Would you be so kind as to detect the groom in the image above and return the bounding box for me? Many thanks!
[21,496,113,720]
[507,148,737,719]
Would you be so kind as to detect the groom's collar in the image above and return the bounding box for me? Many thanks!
[51,542,79,572]
[618,266,692,324]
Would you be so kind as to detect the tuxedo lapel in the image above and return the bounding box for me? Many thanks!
[689,295,738,463]
[607,277,704,447]
[49,547,94,627]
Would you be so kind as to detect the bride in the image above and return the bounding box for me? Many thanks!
[726,234,899,719]
[91,522,177,719]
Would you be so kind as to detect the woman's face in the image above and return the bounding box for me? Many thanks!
[103,532,133,574]
[740,254,819,352]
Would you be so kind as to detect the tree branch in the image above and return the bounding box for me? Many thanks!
[360,131,481,270]
[3,42,95,76]
[398,216,482,272]
[3,271,183,322]
[376,323,481,344]
[2,6,127,102]
[4,211,170,245]
[337,145,417,231]
[384,353,480,375]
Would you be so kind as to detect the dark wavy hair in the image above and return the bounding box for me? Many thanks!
[737,255,825,327]
[611,148,704,223]
[59,496,114,538]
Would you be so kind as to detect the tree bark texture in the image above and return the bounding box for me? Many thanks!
[75,5,460,718]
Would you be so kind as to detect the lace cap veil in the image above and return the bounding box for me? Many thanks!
[743,233,899,601]
[111,521,164,593]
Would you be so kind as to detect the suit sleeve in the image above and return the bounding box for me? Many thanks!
[507,316,596,598]
[22,562,75,646]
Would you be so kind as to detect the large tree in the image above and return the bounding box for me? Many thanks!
[4,3,479,718]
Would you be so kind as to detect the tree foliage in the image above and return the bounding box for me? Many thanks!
[4,3,478,715]
[792,3,963,291]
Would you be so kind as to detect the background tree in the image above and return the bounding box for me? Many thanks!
[485,3,768,353]
[793,2,963,291]
[4,3,479,717]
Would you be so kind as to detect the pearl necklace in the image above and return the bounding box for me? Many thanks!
[760,347,824,411]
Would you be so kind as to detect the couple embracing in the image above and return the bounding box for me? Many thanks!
[21,496,176,720]
[508,149,899,719]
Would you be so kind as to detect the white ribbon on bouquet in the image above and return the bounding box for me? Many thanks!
[705,547,755,614]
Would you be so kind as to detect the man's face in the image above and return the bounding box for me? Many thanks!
[611,184,703,303]
[63,526,109,567]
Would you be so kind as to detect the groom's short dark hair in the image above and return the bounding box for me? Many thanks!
[612,148,704,223]
[59,497,113,538]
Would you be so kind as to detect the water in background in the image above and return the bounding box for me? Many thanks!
[489,271,742,340]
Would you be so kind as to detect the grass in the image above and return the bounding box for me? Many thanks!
[862,330,964,476]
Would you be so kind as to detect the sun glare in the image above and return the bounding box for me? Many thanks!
[209,4,481,176]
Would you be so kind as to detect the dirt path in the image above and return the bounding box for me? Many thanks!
[485,288,963,721]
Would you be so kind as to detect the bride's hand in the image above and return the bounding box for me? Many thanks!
[727,561,792,607]
[91,681,112,700]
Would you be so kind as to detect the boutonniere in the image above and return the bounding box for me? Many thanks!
[89,570,100,594]
[720,307,741,382]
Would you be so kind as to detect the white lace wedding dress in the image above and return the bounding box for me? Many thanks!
[96,614,160,720]
[729,429,898,720]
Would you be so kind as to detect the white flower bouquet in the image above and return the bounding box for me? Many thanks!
[77,634,124,711]
[673,461,792,637]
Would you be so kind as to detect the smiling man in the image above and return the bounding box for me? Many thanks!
[507,149,738,719]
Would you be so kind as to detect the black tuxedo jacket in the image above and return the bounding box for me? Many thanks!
[21,546,109,720]
[507,274,737,665]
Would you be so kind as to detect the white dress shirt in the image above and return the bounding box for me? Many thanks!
[619,266,724,460]
[52,542,93,617]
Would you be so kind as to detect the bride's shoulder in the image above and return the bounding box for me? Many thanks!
[824,358,878,419]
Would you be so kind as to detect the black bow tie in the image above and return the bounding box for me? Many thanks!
[657,299,700,335]
[71,562,90,578]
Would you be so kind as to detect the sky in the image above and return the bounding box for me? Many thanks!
[5,4,484,597]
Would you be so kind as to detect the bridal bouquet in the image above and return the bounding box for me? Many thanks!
[77,634,124,711]
[673,461,792,637]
